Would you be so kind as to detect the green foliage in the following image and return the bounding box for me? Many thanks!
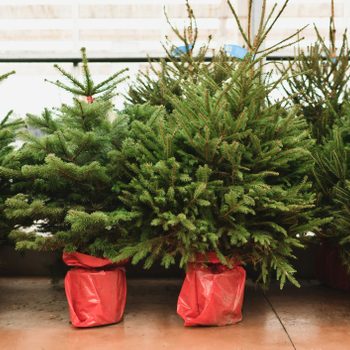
[285,14,350,272]
[114,0,325,288]
[116,60,325,289]
[312,113,350,271]
[1,0,333,288]
[46,47,128,101]
[127,1,238,112]
[119,75,324,287]
[283,20,350,141]
[5,50,132,259]
[333,180,350,270]
[0,70,23,244]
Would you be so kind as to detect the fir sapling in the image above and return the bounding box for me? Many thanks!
[115,0,326,288]
[5,49,134,259]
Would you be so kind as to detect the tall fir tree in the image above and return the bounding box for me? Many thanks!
[114,0,326,288]
[0,70,23,246]
[5,49,136,258]
[284,1,350,272]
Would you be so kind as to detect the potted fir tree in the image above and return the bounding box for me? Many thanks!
[115,0,326,326]
[283,1,350,290]
[6,49,132,327]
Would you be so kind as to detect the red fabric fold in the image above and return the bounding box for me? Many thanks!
[177,256,246,327]
[63,252,127,328]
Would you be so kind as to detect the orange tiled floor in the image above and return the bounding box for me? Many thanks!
[0,278,349,350]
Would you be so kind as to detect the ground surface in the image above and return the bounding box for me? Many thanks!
[0,277,349,350]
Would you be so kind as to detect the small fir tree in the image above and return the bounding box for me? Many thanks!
[5,49,135,258]
[115,0,325,288]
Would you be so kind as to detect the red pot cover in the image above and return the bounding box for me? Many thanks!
[177,254,246,327]
[63,252,127,328]
[317,243,350,291]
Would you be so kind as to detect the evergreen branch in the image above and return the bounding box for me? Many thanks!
[227,0,252,50]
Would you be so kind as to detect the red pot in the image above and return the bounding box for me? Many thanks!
[177,252,246,326]
[63,252,127,328]
[317,242,350,291]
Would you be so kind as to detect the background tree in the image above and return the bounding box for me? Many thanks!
[0,70,23,245]
[284,0,350,272]
[282,14,350,141]
[312,110,350,271]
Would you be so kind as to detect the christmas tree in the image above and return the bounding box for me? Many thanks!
[285,1,350,272]
[0,70,23,245]
[114,0,325,288]
[6,48,135,258]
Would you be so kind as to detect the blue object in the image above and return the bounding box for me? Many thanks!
[171,44,193,57]
[224,44,248,59]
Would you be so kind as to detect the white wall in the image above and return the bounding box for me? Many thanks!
[0,0,347,117]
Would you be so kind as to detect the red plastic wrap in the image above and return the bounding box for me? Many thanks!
[63,252,127,328]
[177,254,246,327]
[317,243,350,291]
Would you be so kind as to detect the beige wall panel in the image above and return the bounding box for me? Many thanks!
[0,1,346,57]
[0,30,72,41]
[0,5,72,19]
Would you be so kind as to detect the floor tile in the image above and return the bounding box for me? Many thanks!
[0,277,292,350]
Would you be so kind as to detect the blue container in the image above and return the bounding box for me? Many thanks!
[224,44,248,59]
[171,44,194,57]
